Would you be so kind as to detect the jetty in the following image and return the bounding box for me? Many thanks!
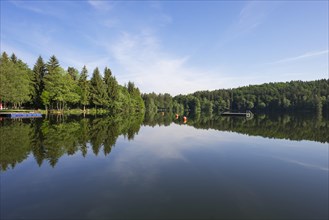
[221,111,253,118]
[0,112,42,118]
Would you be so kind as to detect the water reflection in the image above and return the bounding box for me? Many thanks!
[1,113,328,220]
[0,112,328,171]
[0,114,144,171]
[145,112,329,143]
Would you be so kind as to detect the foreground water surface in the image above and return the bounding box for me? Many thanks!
[1,113,328,219]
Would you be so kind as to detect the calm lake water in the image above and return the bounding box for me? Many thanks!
[1,113,328,220]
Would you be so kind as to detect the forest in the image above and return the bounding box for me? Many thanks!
[0,51,328,114]
[143,79,329,114]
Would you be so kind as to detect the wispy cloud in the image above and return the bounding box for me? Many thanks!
[238,1,267,32]
[107,30,226,95]
[11,0,44,14]
[218,1,278,47]
[10,0,63,18]
[88,0,114,11]
[268,50,329,64]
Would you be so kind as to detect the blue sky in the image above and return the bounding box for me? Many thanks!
[1,0,328,95]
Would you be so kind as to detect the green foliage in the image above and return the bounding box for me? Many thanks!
[43,65,80,111]
[126,81,145,113]
[46,55,60,74]
[0,51,144,113]
[3,50,326,115]
[90,67,108,108]
[0,52,33,108]
[103,67,119,111]
[143,79,329,114]
[32,56,46,108]
[67,67,79,81]
[41,90,50,110]
[78,65,90,110]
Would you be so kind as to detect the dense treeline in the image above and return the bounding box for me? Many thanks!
[1,51,328,114]
[0,52,144,113]
[143,79,329,114]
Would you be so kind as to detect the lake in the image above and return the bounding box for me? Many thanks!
[1,113,328,220]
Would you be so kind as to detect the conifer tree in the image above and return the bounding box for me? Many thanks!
[67,67,79,81]
[103,67,119,110]
[10,53,17,63]
[32,56,46,108]
[90,67,108,108]
[46,55,60,74]
[79,65,90,111]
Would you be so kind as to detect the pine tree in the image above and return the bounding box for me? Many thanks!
[1,52,9,63]
[67,67,79,81]
[32,56,46,108]
[126,81,145,112]
[103,67,119,110]
[46,55,60,74]
[90,67,108,108]
[10,53,17,63]
[79,65,90,111]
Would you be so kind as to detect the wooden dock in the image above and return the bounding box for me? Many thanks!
[221,111,253,118]
[0,112,42,118]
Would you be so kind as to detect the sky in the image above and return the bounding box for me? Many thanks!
[1,0,328,95]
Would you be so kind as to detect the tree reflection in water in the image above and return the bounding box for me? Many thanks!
[0,113,144,171]
[1,112,328,171]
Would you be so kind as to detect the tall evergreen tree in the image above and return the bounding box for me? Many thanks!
[79,66,90,111]
[126,81,145,112]
[32,56,46,108]
[10,53,17,63]
[103,67,119,110]
[1,51,9,63]
[67,67,79,81]
[46,55,60,74]
[90,67,108,108]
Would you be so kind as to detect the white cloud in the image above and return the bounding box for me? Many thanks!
[108,31,227,95]
[109,124,237,186]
